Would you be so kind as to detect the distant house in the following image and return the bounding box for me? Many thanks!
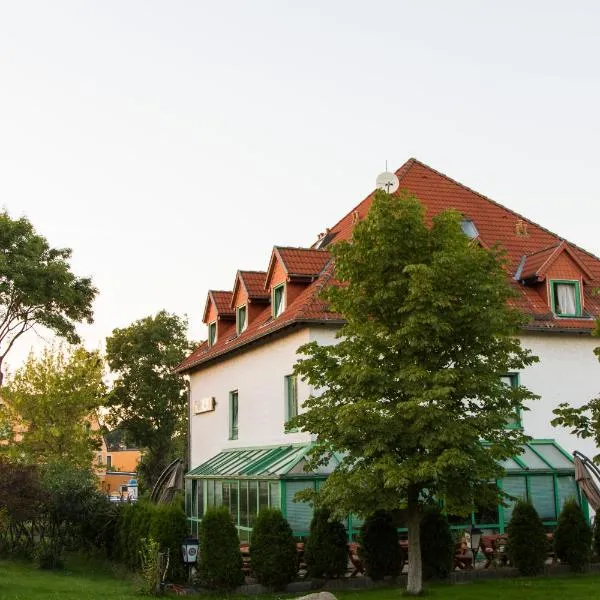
[177,159,600,539]
[96,430,141,500]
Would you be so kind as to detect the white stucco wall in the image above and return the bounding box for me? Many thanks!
[189,328,313,468]
[188,325,600,470]
[518,332,600,459]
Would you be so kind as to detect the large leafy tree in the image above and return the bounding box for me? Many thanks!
[1,346,106,468]
[105,311,193,489]
[552,321,600,459]
[0,211,97,385]
[289,191,538,594]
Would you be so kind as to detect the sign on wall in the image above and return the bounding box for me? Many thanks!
[193,396,216,415]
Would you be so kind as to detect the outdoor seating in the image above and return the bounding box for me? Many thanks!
[454,540,473,570]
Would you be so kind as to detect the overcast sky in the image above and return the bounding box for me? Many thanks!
[1,1,599,372]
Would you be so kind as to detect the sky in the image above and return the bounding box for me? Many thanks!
[1,1,600,373]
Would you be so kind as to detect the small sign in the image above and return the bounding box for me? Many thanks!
[193,396,215,415]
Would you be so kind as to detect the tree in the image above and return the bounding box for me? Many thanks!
[105,311,193,489]
[506,500,547,575]
[0,211,97,385]
[552,320,600,459]
[1,346,105,468]
[554,499,591,571]
[289,191,538,594]
[304,507,348,579]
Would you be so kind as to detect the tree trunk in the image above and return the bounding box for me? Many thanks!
[406,489,422,595]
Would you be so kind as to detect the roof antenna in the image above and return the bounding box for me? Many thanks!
[376,161,399,194]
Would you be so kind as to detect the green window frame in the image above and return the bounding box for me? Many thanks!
[236,305,247,335]
[284,374,298,429]
[501,373,522,429]
[208,321,217,346]
[229,390,239,440]
[550,280,582,317]
[272,284,285,318]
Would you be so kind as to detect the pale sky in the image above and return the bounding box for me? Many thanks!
[1,1,599,372]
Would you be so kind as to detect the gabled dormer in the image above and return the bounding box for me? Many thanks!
[517,241,594,318]
[264,247,331,319]
[230,271,269,335]
[202,290,235,346]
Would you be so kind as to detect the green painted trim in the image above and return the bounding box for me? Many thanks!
[208,321,217,346]
[236,305,247,335]
[550,279,582,317]
[280,480,287,517]
[512,454,528,470]
[497,479,505,533]
[525,475,532,502]
[228,390,239,440]
[553,473,560,520]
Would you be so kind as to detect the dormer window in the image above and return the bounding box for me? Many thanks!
[208,321,217,346]
[236,305,247,335]
[272,284,285,318]
[550,280,581,317]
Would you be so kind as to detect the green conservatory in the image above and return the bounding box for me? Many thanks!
[185,439,587,541]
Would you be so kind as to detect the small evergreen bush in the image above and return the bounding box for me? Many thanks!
[554,499,591,572]
[250,508,297,590]
[593,514,600,560]
[358,509,401,581]
[420,505,453,580]
[506,500,547,575]
[304,507,348,579]
[198,507,244,590]
[148,501,188,582]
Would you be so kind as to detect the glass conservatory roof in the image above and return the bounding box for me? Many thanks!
[186,439,574,480]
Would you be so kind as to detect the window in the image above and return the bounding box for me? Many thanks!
[501,374,521,429]
[460,218,479,239]
[229,390,239,440]
[106,455,112,469]
[208,321,217,346]
[236,305,247,335]
[285,374,298,427]
[550,280,581,317]
[272,284,285,318]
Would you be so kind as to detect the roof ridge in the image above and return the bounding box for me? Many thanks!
[210,289,233,294]
[274,245,330,252]
[409,158,600,265]
[525,243,562,258]
[239,269,267,274]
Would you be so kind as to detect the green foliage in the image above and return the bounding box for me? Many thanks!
[304,507,348,579]
[2,346,105,468]
[139,537,164,596]
[250,508,297,590]
[593,514,600,559]
[0,210,97,385]
[358,510,401,581]
[289,191,538,593]
[554,499,591,571]
[506,500,547,575]
[420,505,454,580]
[34,537,65,570]
[105,311,193,489]
[197,507,243,590]
[148,501,188,582]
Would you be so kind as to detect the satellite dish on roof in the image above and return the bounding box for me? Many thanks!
[376,171,399,194]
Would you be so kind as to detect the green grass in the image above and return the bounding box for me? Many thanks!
[0,555,141,600]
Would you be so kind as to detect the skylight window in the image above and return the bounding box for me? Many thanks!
[460,219,479,239]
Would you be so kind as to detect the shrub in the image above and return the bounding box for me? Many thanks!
[34,537,64,570]
[198,507,244,590]
[420,505,453,580]
[593,514,600,560]
[148,501,188,582]
[139,537,164,596]
[506,500,547,575]
[304,507,348,579]
[250,508,297,589]
[358,509,401,581]
[554,499,591,572]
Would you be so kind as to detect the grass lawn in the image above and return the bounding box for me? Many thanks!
[2,560,600,600]
[0,555,140,600]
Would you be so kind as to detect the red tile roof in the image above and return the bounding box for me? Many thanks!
[264,247,331,289]
[202,290,235,322]
[231,271,269,308]
[179,158,600,373]
[519,241,594,283]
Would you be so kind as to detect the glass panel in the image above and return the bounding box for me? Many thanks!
[474,503,499,526]
[530,475,556,521]
[230,391,239,439]
[237,306,247,334]
[554,282,578,316]
[185,479,192,516]
[209,322,216,345]
[518,446,550,470]
[503,476,527,523]
[259,481,269,511]
[191,480,198,519]
[273,285,285,317]
[285,481,314,534]
[239,480,249,528]
[230,481,239,526]
[222,482,230,514]
[498,457,523,471]
[215,480,223,507]
[460,219,479,239]
[351,514,364,529]
[533,444,573,469]
[197,480,204,518]
[249,481,258,527]
[557,475,578,511]
[285,375,298,421]
[270,481,280,510]
[207,479,215,508]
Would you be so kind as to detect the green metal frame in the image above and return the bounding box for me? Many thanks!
[272,284,285,318]
[236,305,247,335]
[550,279,582,317]
[229,390,239,440]
[208,321,217,346]
[284,374,298,432]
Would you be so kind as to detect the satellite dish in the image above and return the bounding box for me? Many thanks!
[376,171,399,194]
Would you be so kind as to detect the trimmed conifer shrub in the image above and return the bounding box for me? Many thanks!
[250,508,297,589]
[554,499,591,572]
[304,507,348,579]
[420,505,453,580]
[506,500,547,575]
[358,509,401,581]
[593,514,600,560]
[198,507,244,590]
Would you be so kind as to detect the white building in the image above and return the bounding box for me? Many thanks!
[178,159,600,539]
